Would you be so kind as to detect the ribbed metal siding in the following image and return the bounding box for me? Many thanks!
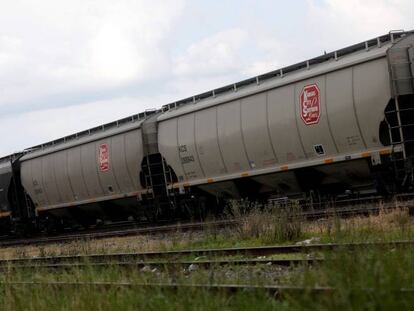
[21,129,144,209]
[268,84,306,163]
[157,56,392,184]
[195,107,227,176]
[241,93,277,169]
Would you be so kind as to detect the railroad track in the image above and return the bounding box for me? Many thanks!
[2,240,413,267]
[1,281,413,298]
[290,193,414,220]
[2,258,322,270]
[3,240,414,301]
[0,219,238,248]
[0,193,412,248]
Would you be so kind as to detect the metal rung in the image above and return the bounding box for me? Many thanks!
[391,139,414,144]
[143,162,164,167]
[391,77,414,81]
[385,107,414,114]
[146,173,167,178]
[390,123,414,129]
[392,157,414,163]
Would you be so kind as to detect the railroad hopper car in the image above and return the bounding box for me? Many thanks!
[0,31,412,232]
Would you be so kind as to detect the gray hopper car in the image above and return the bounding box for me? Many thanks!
[0,30,413,232]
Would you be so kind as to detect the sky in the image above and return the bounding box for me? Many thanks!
[0,0,413,156]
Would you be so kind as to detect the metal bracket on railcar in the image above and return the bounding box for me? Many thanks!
[370,152,382,166]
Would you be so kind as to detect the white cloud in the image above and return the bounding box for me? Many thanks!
[0,94,174,156]
[0,0,185,106]
[242,34,297,77]
[305,0,414,49]
[170,28,297,96]
[0,0,414,157]
[173,28,248,77]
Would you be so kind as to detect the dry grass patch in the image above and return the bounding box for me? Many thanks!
[0,231,207,260]
[226,200,304,243]
[303,207,412,242]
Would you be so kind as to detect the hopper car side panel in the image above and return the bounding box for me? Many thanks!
[25,158,48,206]
[158,118,186,182]
[125,130,144,190]
[241,92,278,169]
[42,153,61,205]
[20,128,144,211]
[194,107,227,177]
[325,68,365,152]
[54,151,74,203]
[353,58,391,147]
[81,143,105,198]
[267,84,306,163]
[96,138,121,195]
[217,101,250,173]
[177,113,205,180]
[67,146,89,201]
[295,75,338,158]
[111,134,135,192]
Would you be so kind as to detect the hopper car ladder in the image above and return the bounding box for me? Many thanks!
[387,44,414,189]
[142,154,173,199]
[141,153,177,219]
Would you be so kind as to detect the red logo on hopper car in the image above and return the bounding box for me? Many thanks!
[99,143,109,172]
[300,84,320,125]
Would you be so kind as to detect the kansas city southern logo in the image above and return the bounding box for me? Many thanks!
[300,84,321,125]
[99,143,110,172]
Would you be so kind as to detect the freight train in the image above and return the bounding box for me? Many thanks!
[0,31,413,233]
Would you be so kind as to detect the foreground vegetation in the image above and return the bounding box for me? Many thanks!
[286,247,414,310]
[1,245,414,310]
[1,200,414,309]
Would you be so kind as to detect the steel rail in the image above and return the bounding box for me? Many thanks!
[2,240,413,266]
[2,258,323,270]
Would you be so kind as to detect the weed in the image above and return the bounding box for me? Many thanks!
[226,199,304,244]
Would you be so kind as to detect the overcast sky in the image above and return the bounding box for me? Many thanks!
[0,0,413,156]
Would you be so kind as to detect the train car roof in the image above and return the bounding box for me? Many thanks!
[19,115,148,161]
[157,31,413,121]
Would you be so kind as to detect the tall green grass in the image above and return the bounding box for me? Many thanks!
[283,246,414,310]
[0,283,279,311]
[3,246,414,310]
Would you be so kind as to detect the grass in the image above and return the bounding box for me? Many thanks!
[1,200,414,309]
[1,203,414,261]
[0,259,290,310]
[0,282,279,311]
[2,245,414,310]
[282,246,414,310]
[308,207,413,243]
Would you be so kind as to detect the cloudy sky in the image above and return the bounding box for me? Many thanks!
[0,0,413,156]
